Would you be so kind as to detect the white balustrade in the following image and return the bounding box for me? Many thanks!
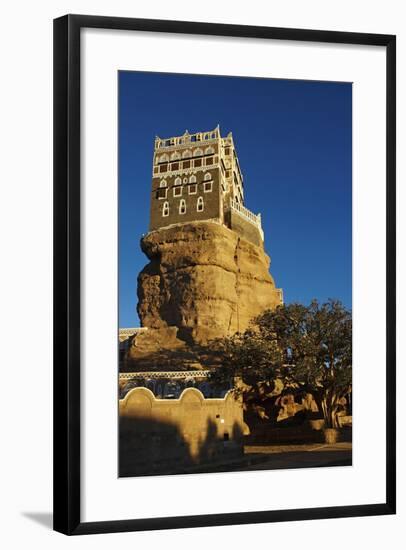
[229,199,263,239]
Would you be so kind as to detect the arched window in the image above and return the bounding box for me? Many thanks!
[171,151,181,160]
[174,177,181,186]
[197,197,204,212]
[189,175,197,183]
[162,201,169,217]
[205,146,215,155]
[193,148,203,157]
[204,173,212,192]
[159,154,169,163]
[182,149,192,159]
[179,199,186,215]
[157,179,168,199]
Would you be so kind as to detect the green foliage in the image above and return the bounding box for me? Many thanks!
[211,299,352,428]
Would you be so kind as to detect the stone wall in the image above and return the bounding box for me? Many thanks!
[150,167,222,232]
[225,208,263,248]
[136,221,283,346]
[119,386,247,476]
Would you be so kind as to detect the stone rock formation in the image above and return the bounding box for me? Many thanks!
[136,221,282,346]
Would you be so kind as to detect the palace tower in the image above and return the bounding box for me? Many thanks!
[150,125,264,248]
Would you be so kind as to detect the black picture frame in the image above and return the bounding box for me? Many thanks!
[53,14,396,535]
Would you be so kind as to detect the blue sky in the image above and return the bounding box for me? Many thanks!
[119,71,352,328]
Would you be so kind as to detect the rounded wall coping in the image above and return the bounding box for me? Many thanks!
[179,387,205,402]
[223,389,237,401]
[120,386,156,405]
[119,386,236,404]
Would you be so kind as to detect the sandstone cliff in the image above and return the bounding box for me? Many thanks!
[136,221,282,346]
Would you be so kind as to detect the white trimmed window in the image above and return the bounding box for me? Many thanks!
[189,175,197,183]
[157,180,167,199]
[204,173,213,192]
[193,148,203,157]
[171,151,181,160]
[159,154,169,163]
[179,199,186,215]
[173,185,182,197]
[182,149,192,158]
[197,197,204,212]
[174,177,181,186]
[162,201,169,217]
[189,184,197,195]
[205,146,215,155]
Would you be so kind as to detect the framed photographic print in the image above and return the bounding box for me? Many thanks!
[53,14,396,535]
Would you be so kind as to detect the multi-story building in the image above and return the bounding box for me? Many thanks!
[149,125,264,247]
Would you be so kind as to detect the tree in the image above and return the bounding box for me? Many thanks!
[211,300,352,429]
[210,328,282,397]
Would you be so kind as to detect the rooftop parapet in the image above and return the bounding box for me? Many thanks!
[155,126,221,149]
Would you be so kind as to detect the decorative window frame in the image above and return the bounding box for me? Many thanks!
[179,199,186,214]
[162,201,170,217]
[197,196,204,212]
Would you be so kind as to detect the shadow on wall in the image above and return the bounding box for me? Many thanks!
[119,415,193,477]
[119,387,246,477]
[119,416,245,477]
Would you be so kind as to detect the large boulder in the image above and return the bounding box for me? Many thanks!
[136,221,282,345]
